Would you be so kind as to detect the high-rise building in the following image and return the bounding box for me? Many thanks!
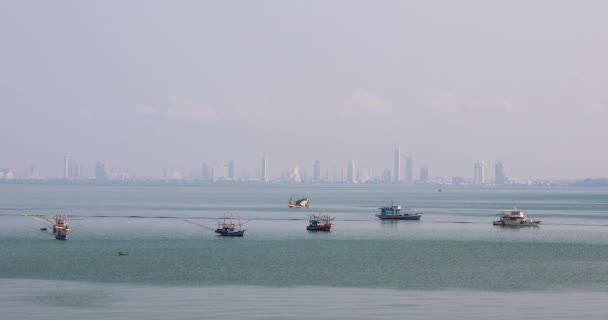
[393,147,400,183]
[29,164,36,178]
[214,165,229,181]
[358,167,371,183]
[347,161,356,183]
[95,161,109,180]
[327,167,338,182]
[201,163,214,181]
[474,161,486,185]
[313,160,321,182]
[495,160,506,185]
[420,167,429,184]
[73,162,81,179]
[226,160,235,179]
[405,156,413,184]
[383,169,392,183]
[63,154,73,179]
[261,157,269,182]
[291,166,302,183]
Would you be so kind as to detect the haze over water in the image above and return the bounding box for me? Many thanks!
[2,183,608,319]
[2,1,608,179]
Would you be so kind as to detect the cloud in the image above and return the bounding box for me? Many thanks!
[136,96,220,123]
[339,89,393,117]
[428,91,462,113]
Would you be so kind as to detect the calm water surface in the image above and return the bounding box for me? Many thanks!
[2,183,608,319]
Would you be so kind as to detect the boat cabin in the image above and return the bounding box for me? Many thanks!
[502,210,525,220]
[379,204,402,216]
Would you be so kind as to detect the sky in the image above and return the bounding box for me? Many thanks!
[1,0,607,180]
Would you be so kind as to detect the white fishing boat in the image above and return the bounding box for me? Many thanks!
[288,195,309,208]
[493,209,540,227]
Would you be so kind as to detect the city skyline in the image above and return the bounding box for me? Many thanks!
[2,1,608,180]
[1,150,529,186]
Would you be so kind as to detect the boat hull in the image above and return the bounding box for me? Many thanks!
[288,204,309,208]
[306,225,331,231]
[493,220,540,227]
[376,214,422,221]
[218,231,245,237]
[55,234,67,240]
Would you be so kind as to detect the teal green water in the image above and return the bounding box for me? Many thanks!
[2,184,608,319]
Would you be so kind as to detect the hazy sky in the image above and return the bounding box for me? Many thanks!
[1,0,607,179]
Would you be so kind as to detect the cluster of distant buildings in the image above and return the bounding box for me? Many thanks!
[62,154,129,181]
[0,169,16,180]
[195,149,511,186]
[0,151,555,186]
[472,160,507,185]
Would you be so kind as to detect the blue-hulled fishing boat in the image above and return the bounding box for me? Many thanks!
[376,202,422,220]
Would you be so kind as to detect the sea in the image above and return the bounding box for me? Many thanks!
[2,183,608,319]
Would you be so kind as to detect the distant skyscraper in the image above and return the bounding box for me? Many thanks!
[495,160,506,185]
[358,167,371,183]
[405,156,413,184]
[95,161,109,180]
[226,160,235,179]
[393,147,400,183]
[347,161,356,183]
[474,161,486,185]
[327,167,338,182]
[420,167,429,184]
[291,166,302,183]
[261,157,269,182]
[201,163,214,181]
[73,162,81,179]
[29,164,36,178]
[63,154,73,179]
[383,169,392,183]
[313,160,321,182]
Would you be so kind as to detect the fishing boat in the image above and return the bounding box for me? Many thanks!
[376,202,423,220]
[288,195,309,208]
[214,216,246,237]
[493,209,540,227]
[51,214,70,240]
[23,212,73,240]
[183,215,247,237]
[306,214,333,231]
